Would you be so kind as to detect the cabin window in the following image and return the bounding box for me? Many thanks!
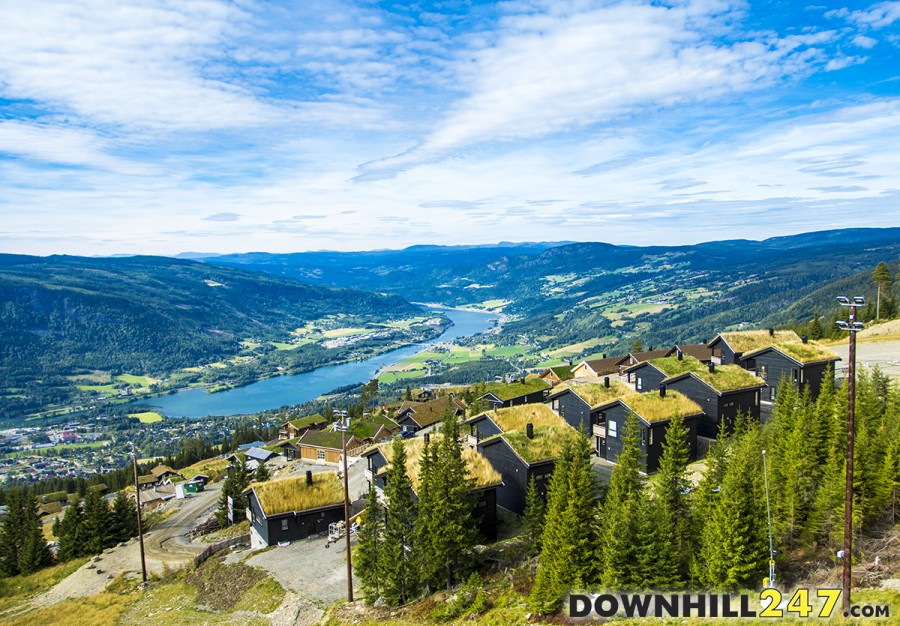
[755,391,760,406]
[281,519,288,531]
[636,377,643,391]
[758,364,767,380]
[559,402,566,417]
[317,450,326,461]
[770,387,777,401]
[649,430,654,446]
[551,399,559,412]
[800,370,804,383]
[792,368,799,383]
[608,420,618,438]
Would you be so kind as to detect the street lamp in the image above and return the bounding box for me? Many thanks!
[836,295,864,614]
[130,451,148,584]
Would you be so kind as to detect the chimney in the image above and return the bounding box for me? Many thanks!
[649,345,653,351]
[677,349,683,361]
[604,376,610,388]
[305,470,313,487]
[768,328,775,337]
[526,423,534,439]
[567,359,572,366]
[659,383,666,398]
[801,335,808,344]
[602,353,607,359]
[708,362,716,374]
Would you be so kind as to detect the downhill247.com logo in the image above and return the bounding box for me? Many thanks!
[567,590,891,620]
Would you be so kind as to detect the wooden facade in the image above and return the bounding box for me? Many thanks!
[477,437,554,515]
[746,348,838,402]
[598,401,699,473]
[246,490,344,548]
[664,373,762,438]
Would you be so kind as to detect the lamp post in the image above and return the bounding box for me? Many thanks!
[131,453,148,584]
[341,411,354,602]
[836,295,864,613]
[762,449,775,588]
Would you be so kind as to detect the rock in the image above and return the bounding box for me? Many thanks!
[87,564,96,569]
[96,568,104,574]
[93,556,101,562]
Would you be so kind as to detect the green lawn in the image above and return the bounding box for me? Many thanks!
[128,411,164,423]
[322,327,371,338]
[76,383,117,393]
[116,374,157,386]
[380,369,429,384]
[270,341,300,350]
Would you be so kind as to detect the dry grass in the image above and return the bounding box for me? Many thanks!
[773,341,840,364]
[251,472,344,517]
[556,380,635,407]
[484,377,550,401]
[719,329,800,353]
[491,404,565,432]
[378,434,502,490]
[502,423,576,463]
[651,355,764,392]
[621,391,702,423]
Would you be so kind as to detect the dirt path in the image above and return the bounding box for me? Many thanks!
[31,484,221,609]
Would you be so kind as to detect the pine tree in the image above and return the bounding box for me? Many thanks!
[647,411,691,589]
[413,434,440,589]
[255,461,271,483]
[17,493,53,575]
[379,438,418,605]
[432,413,478,589]
[523,476,546,554]
[873,261,893,320]
[217,456,251,527]
[56,498,86,562]
[82,488,111,554]
[808,311,824,340]
[110,490,137,543]
[0,490,25,576]
[560,431,597,587]
[599,413,644,588]
[354,481,384,603]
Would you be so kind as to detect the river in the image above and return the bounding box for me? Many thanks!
[128,308,496,418]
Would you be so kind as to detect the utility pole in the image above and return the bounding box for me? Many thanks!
[131,454,148,584]
[762,449,775,588]
[836,295,864,614]
[341,411,354,602]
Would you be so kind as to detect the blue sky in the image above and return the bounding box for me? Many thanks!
[1,0,899,255]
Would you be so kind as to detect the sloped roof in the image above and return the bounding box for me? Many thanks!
[627,349,671,362]
[376,434,502,490]
[483,378,550,401]
[573,356,627,376]
[285,413,327,430]
[550,380,635,408]
[244,447,275,461]
[712,330,801,354]
[650,355,764,392]
[743,341,840,365]
[488,404,566,432]
[297,429,362,451]
[250,473,344,517]
[396,395,466,428]
[541,365,575,380]
[601,391,703,424]
[671,343,714,361]
[496,423,576,464]
[150,464,178,478]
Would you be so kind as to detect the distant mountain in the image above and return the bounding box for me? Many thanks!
[201,229,900,353]
[0,255,428,420]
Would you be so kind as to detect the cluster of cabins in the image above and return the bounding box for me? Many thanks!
[243,329,841,547]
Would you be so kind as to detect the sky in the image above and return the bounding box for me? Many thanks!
[1,0,899,256]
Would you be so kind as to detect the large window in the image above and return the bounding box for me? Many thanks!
[608,420,618,438]
[758,364,768,380]
[317,450,326,461]
[636,377,643,391]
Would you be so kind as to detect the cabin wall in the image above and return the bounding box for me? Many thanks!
[548,391,591,432]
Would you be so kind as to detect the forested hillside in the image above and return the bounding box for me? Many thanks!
[0,255,430,420]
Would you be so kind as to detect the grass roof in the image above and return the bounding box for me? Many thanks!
[544,365,575,379]
[649,355,764,392]
[251,472,344,517]
[770,341,839,364]
[484,377,550,401]
[620,391,702,423]
[378,434,502,490]
[397,395,466,428]
[718,330,800,353]
[556,380,636,408]
[491,404,566,432]
[287,413,326,429]
[502,423,577,464]
[298,429,358,450]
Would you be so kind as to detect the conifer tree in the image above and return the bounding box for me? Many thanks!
[354,481,384,603]
[530,436,574,614]
[255,460,271,483]
[413,434,440,589]
[17,493,53,575]
[379,438,418,605]
[56,498,86,562]
[523,476,546,554]
[432,413,478,589]
[873,261,893,320]
[647,411,691,589]
[82,488,111,554]
[560,431,597,587]
[699,420,768,590]
[0,490,25,576]
[599,413,644,588]
[217,456,250,527]
[110,490,137,543]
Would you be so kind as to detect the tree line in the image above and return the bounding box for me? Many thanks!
[528,369,899,614]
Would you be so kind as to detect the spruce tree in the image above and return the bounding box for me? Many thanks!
[599,413,644,588]
[255,460,271,483]
[648,411,691,589]
[560,431,597,587]
[110,490,137,543]
[413,434,440,589]
[379,438,418,605]
[0,490,25,576]
[17,493,53,575]
[56,498,86,562]
[523,476,546,554]
[82,488,111,554]
[354,481,384,603]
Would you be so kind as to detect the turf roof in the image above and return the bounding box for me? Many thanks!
[619,391,702,423]
[717,330,801,353]
[251,472,344,517]
[555,380,635,407]
[649,355,764,392]
[377,434,502,490]
[501,423,577,464]
[484,377,550,401]
[287,413,327,430]
[753,341,840,364]
[490,404,566,432]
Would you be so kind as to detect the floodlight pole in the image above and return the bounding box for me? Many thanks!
[762,449,775,588]
[131,454,147,584]
[342,412,354,602]
[836,296,864,614]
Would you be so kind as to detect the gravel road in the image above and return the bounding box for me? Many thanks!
[831,339,900,378]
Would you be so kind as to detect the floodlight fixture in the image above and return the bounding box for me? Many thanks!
[836,321,850,330]
[837,296,850,305]
[853,296,866,305]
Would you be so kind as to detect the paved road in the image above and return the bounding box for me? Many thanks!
[831,339,900,378]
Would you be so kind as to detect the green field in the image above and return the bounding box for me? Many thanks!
[128,411,164,423]
[116,374,157,386]
[379,369,429,384]
[322,327,371,338]
[270,341,300,350]
[76,383,117,393]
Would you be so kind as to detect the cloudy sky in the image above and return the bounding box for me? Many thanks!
[1,0,899,256]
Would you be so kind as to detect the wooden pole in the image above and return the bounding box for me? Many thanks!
[342,413,354,602]
[842,303,858,614]
[132,455,147,584]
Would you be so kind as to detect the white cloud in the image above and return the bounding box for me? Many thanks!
[825,55,868,71]
[361,1,837,176]
[852,34,879,48]
[846,1,900,29]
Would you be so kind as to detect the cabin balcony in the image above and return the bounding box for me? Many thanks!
[592,423,606,439]
[364,468,374,484]
[467,434,480,448]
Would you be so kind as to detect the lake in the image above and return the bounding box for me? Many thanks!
[129,308,496,418]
